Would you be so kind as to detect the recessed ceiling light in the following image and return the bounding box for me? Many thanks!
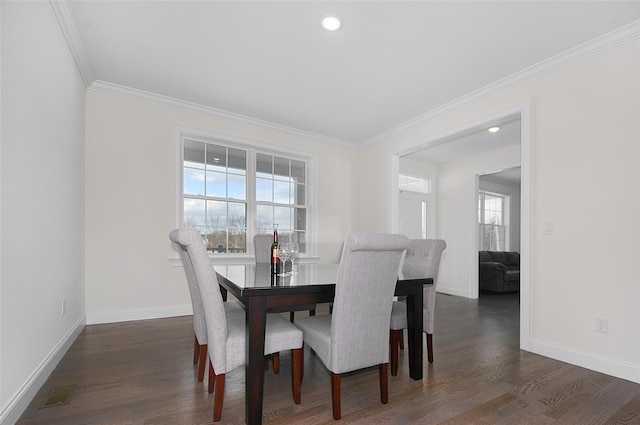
[321,14,342,31]
[488,126,501,133]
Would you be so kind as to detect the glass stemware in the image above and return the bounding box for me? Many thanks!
[289,243,299,274]
[278,243,292,276]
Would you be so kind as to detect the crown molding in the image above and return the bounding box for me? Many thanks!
[50,0,95,87]
[363,19,640,147]
[53,0,637,150]
[88,80,358,149]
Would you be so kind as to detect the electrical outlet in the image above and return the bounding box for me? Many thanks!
[62,299,66,316]
[596,318,608,333]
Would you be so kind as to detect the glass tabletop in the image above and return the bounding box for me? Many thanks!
[214,263,340,289]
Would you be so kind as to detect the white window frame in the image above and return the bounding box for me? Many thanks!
[173,126,317,263]
[478,190,510,251]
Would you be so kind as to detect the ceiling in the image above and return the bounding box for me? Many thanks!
[482,166,522,186]
[404,114,521,163]
[66,1,638,147]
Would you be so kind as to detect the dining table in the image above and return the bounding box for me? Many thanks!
[214,263,432,425]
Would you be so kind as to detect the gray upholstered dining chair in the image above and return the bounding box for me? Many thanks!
[294,232,409,420]
[254,233,316,323]
[173,228,304,422]
[253,233,272,265]
[253,234,283,373]
[389,239,446,376]
[169,229,244,382]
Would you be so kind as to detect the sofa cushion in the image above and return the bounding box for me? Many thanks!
[479,251,491,263]
[504,270,520,282]
[504,251,520,266]
[488,251,506,264]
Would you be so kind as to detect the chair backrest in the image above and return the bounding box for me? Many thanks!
[402,239,447,334]
[254,234,273,265]
[330,232,409,374]
[169,229,207,345]
[402,239,446,285]
[173,227,230,372]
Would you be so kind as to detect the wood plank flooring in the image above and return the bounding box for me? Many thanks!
[17,293,640,424]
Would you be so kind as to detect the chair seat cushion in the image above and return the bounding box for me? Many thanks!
[294,315,332,368]
[265,314,304,354]
[224,312,303,373]
[389,300,432,334]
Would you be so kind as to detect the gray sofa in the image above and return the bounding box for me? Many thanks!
[479,251,520,293]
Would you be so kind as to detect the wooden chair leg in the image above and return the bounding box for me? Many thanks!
[193,335,199,364]
[379,363,389,404]
[291,348,303,404]
[399,331,404,350]
[331,372,341,420]
[426,333,433,363]
[213,373,226,422]
[197,344,208,381]
[208,360,215,393]
[263,353,280,374]
[289,311,295,322]
[390,329,401,376]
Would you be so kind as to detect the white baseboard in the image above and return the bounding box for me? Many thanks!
[531,338,640,384]
[86,304,193,325]
[436,285,470,298]
[0,316,86,425]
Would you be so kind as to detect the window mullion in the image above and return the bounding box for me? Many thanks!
[247,148,257,239]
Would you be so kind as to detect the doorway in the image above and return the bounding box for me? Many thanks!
[394,102,531,351]
[477,167,522,297]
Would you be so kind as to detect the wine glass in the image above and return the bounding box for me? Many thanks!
[278,243,292,276]
[289,243,299,274]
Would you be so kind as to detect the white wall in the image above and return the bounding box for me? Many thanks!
[84,90,356,323]
[353,142,396,232]
[0,2,86,423]
[399,157,438,181]
[357,39,640,382]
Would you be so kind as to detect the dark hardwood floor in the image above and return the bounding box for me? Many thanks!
[17,293,640,424]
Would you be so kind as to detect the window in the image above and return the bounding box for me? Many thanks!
[399,174,431,194]
[478,191,508,251]
[179,132,309,254]
[255,153,307,250]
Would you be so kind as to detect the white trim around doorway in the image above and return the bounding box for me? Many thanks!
[392,99,532,352]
